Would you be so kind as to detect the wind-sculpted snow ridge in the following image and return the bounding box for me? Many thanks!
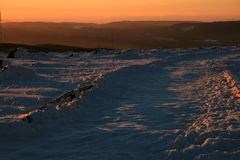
[166,57,240,159]
[16,74,103,123]
[0,48,159,124]
[224,70,240,98]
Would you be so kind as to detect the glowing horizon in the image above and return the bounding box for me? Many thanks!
[1,0,240,23]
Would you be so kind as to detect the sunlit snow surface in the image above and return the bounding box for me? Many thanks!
[0,47,240,160]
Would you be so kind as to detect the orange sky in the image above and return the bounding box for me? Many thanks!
[1,0,240,23]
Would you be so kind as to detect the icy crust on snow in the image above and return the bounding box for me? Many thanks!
[1,46,240,159]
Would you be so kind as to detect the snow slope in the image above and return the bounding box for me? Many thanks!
[0,46,240,160]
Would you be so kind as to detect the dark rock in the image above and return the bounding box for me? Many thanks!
[26,115,32,123]
[70,92,76,101]
[7,49,17,58]
[0,59,7,72]
[0,59,3,68]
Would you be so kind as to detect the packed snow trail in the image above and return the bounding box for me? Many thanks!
[0,47,240,160]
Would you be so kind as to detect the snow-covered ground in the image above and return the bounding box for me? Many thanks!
[0,46,240,160]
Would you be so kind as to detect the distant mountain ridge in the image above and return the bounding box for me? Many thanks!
[1,21,240,49]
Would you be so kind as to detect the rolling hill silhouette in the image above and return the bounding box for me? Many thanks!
[1,21,240,49]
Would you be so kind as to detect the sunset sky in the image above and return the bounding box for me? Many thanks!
[1,0,240,23]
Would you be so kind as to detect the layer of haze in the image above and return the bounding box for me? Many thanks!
[1,0,240,23]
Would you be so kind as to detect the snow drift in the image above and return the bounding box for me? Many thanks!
[1,46,240,160]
